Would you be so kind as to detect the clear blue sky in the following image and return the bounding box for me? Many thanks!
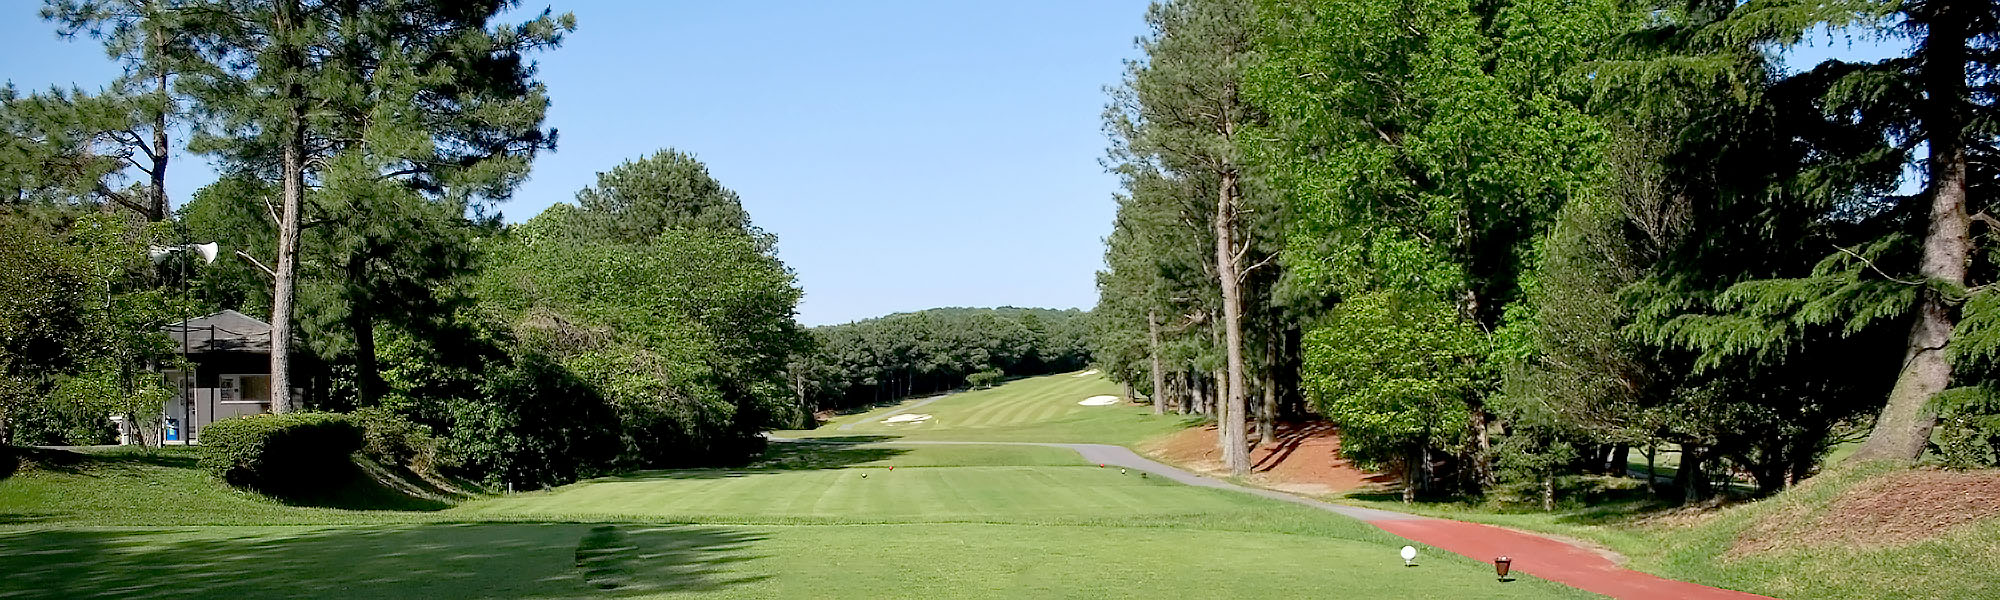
[0,1,1153,326]
[0,4,1907,326]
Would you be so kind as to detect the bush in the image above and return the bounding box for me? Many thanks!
[966,369,1003,389]
[198,412,363,495]
[352,406,448,475]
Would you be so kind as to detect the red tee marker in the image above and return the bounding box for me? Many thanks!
[1099,464,1105,468]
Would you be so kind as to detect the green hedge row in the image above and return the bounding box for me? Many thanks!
[198,412,363,495]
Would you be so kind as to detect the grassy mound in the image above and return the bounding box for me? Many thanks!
[0,446,460,526]
[1639,462,2000,599]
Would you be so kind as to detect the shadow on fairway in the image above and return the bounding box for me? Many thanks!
[601,440,912,482]
[0,523,770,599]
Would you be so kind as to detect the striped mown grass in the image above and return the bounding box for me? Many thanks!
[791,371,1201,445]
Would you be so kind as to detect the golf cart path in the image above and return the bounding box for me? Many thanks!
[835,393,956,431]
[772,437,1773,600]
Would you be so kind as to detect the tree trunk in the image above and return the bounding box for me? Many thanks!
[1215,164,1251,476]
[1646,444,1659,496]
[1542,474,1556,511]
[1402,445,1420,503]
[1464,396,1493,487]
[1258,335,1277,445]
[1190,372,1206,415]
[267,1,305,414]
[1121,381,1135,403]
[348,302,379,408]
[1608,445,1630,476]
[1676,446,1712,504]
[146,21,171,222]
[1148,310,1166,416]
[1854,8,1973,464]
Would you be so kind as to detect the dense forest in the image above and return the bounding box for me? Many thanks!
[794,307,1092,415]
[1092,0,2000,502]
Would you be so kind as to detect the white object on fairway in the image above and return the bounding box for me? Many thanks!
[1078,395,1120,406]
[881,413,932,424]
[1071,369,1101,377]
[1401,546,1417,566]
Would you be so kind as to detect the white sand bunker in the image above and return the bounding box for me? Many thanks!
[1072,369,1101,377]
[881,413,933,424]
[1078,395,1120,406]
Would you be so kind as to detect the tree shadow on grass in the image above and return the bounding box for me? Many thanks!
[750,440,909,470]
[599,441,914,482]
[0,523,770,599]
[3,446,199,479]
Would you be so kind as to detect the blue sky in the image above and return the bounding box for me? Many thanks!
[1,1,1153,326]
[0,3,1908,326]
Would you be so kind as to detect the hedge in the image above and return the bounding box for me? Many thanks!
[199,412,363,495]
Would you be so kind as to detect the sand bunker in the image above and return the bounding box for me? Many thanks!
[881,413,933,424]
[1079,395,1120,406]
[1072,369,1101,377]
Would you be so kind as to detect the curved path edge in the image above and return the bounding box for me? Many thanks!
[768,437,1775,600]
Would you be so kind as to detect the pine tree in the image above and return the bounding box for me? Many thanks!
[176,0,573,411]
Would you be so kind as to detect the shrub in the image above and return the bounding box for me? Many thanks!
[198,412,363,495]
[966,369,1003,389]
[352,406,448,475]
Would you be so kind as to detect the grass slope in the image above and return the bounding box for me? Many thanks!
[1347,463,2000,599]
[786,371,1199,445]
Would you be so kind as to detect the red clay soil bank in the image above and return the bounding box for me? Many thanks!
[1144,420,1392,494]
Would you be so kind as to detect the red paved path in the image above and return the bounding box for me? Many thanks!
[1369,518,1775,600]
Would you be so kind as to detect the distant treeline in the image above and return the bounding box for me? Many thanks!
[791,308,1092,414]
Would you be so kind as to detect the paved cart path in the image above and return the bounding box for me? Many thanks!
[770,437,1775,600]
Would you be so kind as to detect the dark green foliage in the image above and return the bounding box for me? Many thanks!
[571,149,772,249]
[1931,387,2000,468]
[197,412,363,495]
[450,353,620,489]
[350,406,446,475]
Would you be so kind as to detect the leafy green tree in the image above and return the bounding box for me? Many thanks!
[1247,0,1619,489]
[1301,291,1484,501]
[571,149,771,249]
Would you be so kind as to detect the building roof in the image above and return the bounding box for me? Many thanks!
[163,310,272,353]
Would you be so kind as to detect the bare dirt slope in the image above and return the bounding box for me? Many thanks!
[1142,420,1391,495]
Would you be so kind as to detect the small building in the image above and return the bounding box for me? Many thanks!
[138,310,279,444]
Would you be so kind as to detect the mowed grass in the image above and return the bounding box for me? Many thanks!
[1,374,1600,598]
[456,444,1308,526]
[786,371,1199,445]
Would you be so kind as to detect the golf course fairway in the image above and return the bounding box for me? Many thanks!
[1,372,1596,598]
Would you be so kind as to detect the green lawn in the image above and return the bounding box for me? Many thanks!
[1,374,1600,599]
[783,370,1200,445]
